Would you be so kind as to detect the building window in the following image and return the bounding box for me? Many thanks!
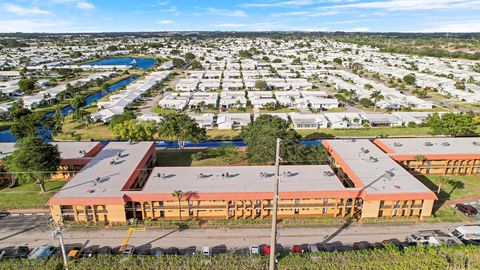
[323,198,328,204]
[322,208,327,215]
[379,200,385,208]
[294,208,299,214]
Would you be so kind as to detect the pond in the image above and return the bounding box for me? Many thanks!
[84,57,156,70]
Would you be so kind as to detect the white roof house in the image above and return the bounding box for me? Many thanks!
[204,70,222,79]
[265,78,289,90]
[274,91,301,108]
[189,92,218,108]
[222,79,244,91]
[176,79,199,92]
[324,112,363,129]
[287,78,313,91]
[217,113,251,129]
[136,114,163,123]
[248,91,276,108]
[220,91,247,109]
[393,112,444,125]
[361,113,403,127]
[198,79,221,91]
[158,92,191,110]
[290,113,329,129]
[189,113,215,129]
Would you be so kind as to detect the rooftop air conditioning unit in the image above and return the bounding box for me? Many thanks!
[424,142,433,146]
[442,142,450,146]
[393,142,402,147]
[474,141,480,146]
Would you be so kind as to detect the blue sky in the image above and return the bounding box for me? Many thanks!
[0,0,479,32]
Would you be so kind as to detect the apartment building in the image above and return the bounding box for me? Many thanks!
[374,138,480,175]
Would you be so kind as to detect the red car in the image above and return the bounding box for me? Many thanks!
[292,245,305,254]
[263,245,271,256]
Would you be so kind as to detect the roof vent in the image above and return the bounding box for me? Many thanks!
[424,142,433,146]
[157,173,165,180]
[79,150,86,154]
[323,171,335,177]
[86,189,95,193]
[368,156,378,163]
[441,142,450,147]
[394,185,401,189]
[474,141,480,146]
[260,172,268,178]
[393,142,402,147]
[385,170,395,178]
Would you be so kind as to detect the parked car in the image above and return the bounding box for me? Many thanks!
[249,245,260,255]
[13,246,30,258]
[28,245,56,260]
[202,246,211,256]
[122,245,135,256]
[97,246,112,256]
[82,247,97,258]
[164,247,180,255]
[263,245,271,256]
[151,248,164,256]
[135,248,150,256]
[308,244,319,253]
[352,241,373,250]
[292,245,305,254]
[0,249,6,260]
[67,247,82,260]
[382,239,405,250]
[456,204,478,216]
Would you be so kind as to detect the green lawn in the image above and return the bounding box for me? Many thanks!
[151,105,177,115]
[156,150,249,167]
[54,116,117,141]
[0,180,66,210]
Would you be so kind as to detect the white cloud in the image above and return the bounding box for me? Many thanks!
[271,10,339,17]
[215,21,328,31]
[76,1,95,10]
[0,19,73,32]
[351,27,370,32]
[205,8,247,17]
[417,20,480,32]
[323,0,480,11]
[242,0,315,8]
[158,20,174,25]
[3,3,50,15]
[47,0,95,10]
[159,6,181,15]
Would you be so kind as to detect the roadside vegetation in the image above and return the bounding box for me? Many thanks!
[2,245,480,270]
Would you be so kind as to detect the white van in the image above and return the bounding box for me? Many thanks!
[450,225,480,242]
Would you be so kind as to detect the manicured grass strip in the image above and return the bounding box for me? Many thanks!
[0,180,66,210]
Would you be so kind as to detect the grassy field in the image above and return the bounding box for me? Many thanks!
[54,117,116,141]
[151,105,177,115]
[416,174,480,223]
[156,150,250,167]
[3,245,480,270]
[0,180,66,210]
[205,127,435,140]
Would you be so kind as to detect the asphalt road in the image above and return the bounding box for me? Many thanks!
[0,215,465,252]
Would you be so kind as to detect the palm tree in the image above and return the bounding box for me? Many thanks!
[172,190,185,221]
[370,90,384,112]
[414,155,425,174]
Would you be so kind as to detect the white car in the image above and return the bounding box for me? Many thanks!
[249,245,260,255]
[202,246,211,256]
[122,245,135,256]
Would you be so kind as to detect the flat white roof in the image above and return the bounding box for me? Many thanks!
[142,165,347,194]
[376,137,480,156]
[324,139,433,194]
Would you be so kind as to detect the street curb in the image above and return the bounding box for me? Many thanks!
[0,212,49,217]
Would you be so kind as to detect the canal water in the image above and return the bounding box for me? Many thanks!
[85,57,157,70]
[0,76,139,142]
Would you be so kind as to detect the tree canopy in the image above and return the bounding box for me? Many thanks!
[240,115,317,164]
[112,119,158,141]
[4,136,60,192]
[157,114,206,149]
[254,80,269,91]
[426,112,478,137]
[18,78,37,95]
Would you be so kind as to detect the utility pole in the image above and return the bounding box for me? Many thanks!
[51,220,68,270]
[269,138,281,270]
